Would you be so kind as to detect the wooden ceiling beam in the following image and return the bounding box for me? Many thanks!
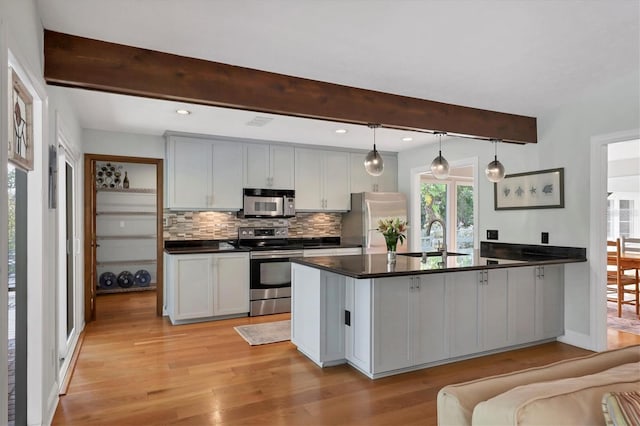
[43,30,537,144]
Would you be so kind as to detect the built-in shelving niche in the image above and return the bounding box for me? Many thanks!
[95,163,158,295]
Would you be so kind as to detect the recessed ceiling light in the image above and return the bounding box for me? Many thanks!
[176,109,191,115]
[402,136,413,142]
[335,129,348,134]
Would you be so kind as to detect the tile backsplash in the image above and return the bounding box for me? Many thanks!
[164,211,342,240]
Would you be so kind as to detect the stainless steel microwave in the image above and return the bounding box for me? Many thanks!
[240,188,295,218]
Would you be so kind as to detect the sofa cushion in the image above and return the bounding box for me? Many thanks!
[472,361,640,426]
[437,345,640,426]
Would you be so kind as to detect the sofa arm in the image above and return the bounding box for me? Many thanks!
[472,362,640,426]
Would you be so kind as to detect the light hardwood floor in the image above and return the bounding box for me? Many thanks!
[53,292,639,425]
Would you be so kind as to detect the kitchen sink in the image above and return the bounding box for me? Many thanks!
[398,251,469,257]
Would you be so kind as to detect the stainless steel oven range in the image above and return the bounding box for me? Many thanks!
[237,227,303,316]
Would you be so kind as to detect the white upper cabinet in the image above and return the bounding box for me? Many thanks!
[350,152,398,193]
[244,143,294,189]
[166,135,243,210]
[295,148,350,211]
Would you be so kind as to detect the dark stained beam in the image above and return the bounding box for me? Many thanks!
[44,30,537,144]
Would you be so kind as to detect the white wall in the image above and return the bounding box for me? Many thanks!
[2,1,84,424]
[399,69,640,350]
[83,129,165,159]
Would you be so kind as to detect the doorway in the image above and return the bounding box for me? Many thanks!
[605,139,640,338]
[590,129,640,351]
[83,154,164,322]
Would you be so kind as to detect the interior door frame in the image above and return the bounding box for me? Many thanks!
[83,154,164,322]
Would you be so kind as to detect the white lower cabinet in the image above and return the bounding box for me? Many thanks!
[294,263,565,379]
[291,265,345,367]
[165,252,249,324]
[346,274,447,377]
[448,266,564,359]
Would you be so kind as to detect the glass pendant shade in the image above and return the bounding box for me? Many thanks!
[485,157,505,182]
[430,132,449,179]
[430,152,450,179]
[485,141,505,182]
[365,124,384,176]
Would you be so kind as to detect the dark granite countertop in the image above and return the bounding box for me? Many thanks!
[164,240,249,255]
[291,242,587,279]
[164,237,361,254]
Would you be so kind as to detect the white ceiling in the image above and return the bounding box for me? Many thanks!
[37,0,640,152]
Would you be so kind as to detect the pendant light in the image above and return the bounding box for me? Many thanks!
[364,124,384,176]
[485,139,506,182]
[430,131,449,179]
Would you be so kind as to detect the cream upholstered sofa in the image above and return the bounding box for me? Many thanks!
[437,345,640,426]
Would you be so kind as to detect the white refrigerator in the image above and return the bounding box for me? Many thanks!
[341,192,408,254]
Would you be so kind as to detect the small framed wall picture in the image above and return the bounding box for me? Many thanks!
[494,168,565,210]
[9,67,34,171]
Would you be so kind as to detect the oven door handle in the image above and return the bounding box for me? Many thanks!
[250,250,304,259]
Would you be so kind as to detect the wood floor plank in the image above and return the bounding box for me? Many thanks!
[53,291,640,425]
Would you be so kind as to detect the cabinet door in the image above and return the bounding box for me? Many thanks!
[372,277,412,373]
[375,155,398,192]
[211,141,243,209]
[270,145,295,189]
[482,269,509,351]
[536,265,564,339]
[448,271,482,357]
[244,143,270,188]
[173,255,213,320]
[212,253,249,316]
[345,278,372,374]
[507,267,536,345]
[295,148,324,210]
[167,137,211,209]
[413,274,448,364]
[323,150,350,211]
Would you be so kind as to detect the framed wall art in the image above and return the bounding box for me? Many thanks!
[494,167,564,210]
[9,67,34,171]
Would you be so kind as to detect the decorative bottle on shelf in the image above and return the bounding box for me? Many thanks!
[123,171,130,189]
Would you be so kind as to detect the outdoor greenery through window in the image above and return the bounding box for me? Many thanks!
[420,177,474,256]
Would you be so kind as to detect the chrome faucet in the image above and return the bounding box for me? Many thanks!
[426,218,447,256]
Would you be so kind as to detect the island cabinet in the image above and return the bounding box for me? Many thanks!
[295,148,350,211]
[164,252,249,324]
[447,269,510,357]
[243,143,294,189]
[166,135,243,210]
[291,265,346,367]
[349,152,398,193]
[448,265,564,359]
[344,274,448,377]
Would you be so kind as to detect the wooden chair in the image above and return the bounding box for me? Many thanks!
[607,239,639,317]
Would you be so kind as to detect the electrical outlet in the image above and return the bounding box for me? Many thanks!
[541,232,549,244]
[487,230,499,240]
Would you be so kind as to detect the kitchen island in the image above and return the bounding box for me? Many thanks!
[290,242,586,379]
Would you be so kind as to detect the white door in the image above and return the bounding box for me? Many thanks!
[375,155,398,192]
[482,269,509,351]
[244,143,270,188]
[448,270,481,357]
[211,141,243,209]
[212,253,249,316]
[168,137,211,208]
[350,152,375,193]
[323,150,350,210]
[536,265,565,339]
[413,274,448,364]
[270,145,295,189]
[373,277,412,373]
[174,255,213,320]
[507,266,536,345]
[295,148,323,210]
